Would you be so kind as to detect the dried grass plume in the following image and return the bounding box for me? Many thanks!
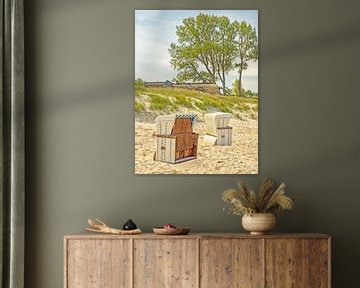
[222,179,295,216]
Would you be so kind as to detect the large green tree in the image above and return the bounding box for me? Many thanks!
[169,14,237,94]
[234,21,258,96]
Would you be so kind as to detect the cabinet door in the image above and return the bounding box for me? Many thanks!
[200,239,264,288]
[66,239,131,288]
[134,239,198,288]
[309,239,330,288]
[266,239,314,288]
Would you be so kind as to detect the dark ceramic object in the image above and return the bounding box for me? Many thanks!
[123,219,137,230]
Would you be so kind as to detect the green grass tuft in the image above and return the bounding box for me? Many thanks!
[174,95,193,108]
[148,93,178,111]
[194,100,207,111]
[135,101,145,112]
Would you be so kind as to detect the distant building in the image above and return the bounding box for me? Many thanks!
[144,80,220,95]
[144,80,173,87]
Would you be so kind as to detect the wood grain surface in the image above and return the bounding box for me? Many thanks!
[310,239,330,288]
[65,233,330,240]
[66,239,131,288]
[64,233,330,288]
[265,239,310,287]
[200,239,264,288]
[133,239,197,288]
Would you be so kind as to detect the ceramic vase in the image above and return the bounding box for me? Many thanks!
[242,213,276,235]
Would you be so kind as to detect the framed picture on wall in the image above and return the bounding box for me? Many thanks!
[135,10,258,174]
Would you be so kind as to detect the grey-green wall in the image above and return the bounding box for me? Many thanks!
[24,0,360,287]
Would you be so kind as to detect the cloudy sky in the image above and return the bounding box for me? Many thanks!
[135,10,258,92]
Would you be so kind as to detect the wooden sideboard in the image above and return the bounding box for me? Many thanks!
[64,233,331,288]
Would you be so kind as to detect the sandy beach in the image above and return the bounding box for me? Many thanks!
[135,117,258,174]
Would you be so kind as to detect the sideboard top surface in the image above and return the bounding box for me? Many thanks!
[64,232,330,240]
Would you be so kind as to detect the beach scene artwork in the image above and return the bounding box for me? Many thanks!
[135,10,258,174]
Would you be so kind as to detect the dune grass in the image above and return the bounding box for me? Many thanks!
[135,100,145,112]
[147,93,178,111]
[135,86,258,115]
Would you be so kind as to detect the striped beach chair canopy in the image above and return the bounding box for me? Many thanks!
[176,114,197,125]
